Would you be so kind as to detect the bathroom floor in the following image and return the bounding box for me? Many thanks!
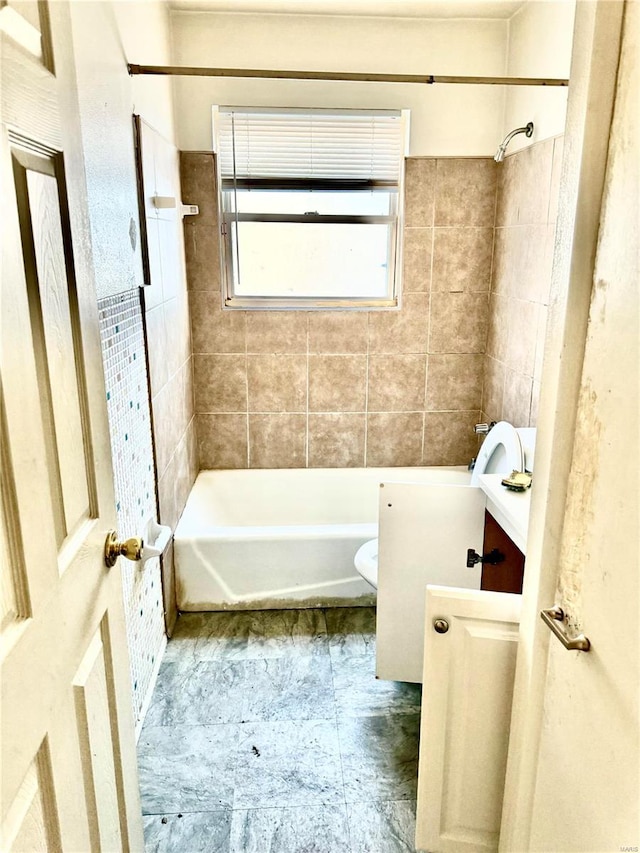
[138,607,422,852]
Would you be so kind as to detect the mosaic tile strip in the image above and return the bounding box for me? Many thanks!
[99,289,165,727]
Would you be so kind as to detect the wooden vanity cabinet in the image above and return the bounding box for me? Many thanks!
[481,509,525,594]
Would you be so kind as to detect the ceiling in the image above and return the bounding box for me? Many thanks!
[168,0,527,19]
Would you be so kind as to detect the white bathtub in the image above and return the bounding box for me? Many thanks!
[174,466,471,611]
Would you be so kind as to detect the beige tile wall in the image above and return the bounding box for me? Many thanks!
[181,152,498,469]
[483,136,563,427]
[140,122,198,632]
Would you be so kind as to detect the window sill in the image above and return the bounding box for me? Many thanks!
[223,296,400,311]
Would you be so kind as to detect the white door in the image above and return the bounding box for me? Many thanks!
[1,3,144,850]
[415,587,521,853]
[515,3,639,849]
[377,482,486,683]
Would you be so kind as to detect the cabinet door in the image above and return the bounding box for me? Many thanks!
[481,510,525,594]
[377,482,485,683]
[415,586,521,853]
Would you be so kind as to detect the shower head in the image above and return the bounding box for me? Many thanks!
[494,121,534,162]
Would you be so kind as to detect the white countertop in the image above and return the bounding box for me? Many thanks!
[478,474,532,554]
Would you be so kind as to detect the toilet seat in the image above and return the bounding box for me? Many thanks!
[470,421,524,486]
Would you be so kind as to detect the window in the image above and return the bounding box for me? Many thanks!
[213,107,408,309]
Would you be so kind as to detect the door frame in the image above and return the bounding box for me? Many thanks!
[499,2,627,849]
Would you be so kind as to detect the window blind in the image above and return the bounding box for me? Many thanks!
[215,108,404,186]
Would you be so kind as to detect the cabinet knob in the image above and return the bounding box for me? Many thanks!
[433,618,449,634]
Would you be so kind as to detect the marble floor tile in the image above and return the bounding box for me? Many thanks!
[347,800,417,853]
[144,661,246,728]
[143,811,231,852]
[192,612,256,661]
[163,612,253,663]
[331,655,421,718]
[325,607,376,658]
[232,719,344,809]
[138,607,426,851]
[244,609,329,659]
[241,656,335,722]
[160,613,210,663]
[338,713,421,803]
[145,654,336,729]
[138,724,239,814]
[228,805,350,853]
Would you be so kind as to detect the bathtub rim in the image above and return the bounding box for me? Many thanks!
[175,464,472,537]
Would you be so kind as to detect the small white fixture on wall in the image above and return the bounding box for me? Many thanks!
[140,518,172,563]
[180,203,199,216]
[152,194,199,217]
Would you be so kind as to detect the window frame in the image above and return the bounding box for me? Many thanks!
[213,106,409,311]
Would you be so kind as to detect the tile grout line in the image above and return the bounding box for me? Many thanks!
[244,332,250,468]
[324,607,355,852]
[306,316,310,468]
[363,313,370,467]
[422,161,437,463]
[482,157,501,422]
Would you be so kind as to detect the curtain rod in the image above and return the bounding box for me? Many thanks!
[127,64,568,87]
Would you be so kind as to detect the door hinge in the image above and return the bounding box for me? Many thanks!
[466,548,505,568]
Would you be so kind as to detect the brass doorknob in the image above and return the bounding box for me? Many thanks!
[104,531,143,568]
[433,618,449,634]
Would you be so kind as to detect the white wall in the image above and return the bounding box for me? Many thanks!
[66,1,178,300]
[503,0,575,151]
[170,11,508,155]
[112,0,177,143]
[68,0,144,299]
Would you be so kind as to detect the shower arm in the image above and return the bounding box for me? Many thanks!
[502,122,534,148]
[495,122,534,160]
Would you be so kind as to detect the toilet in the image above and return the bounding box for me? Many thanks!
[354,538,379,589]
[469,420,526,487]
[354,421,529,589]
